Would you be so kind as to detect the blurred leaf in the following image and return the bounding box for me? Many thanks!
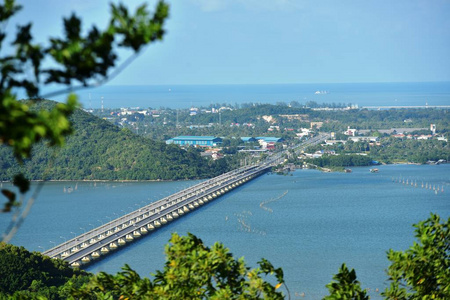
[13,173,29,194]
[1,189,16,212]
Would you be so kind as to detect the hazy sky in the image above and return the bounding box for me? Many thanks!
[10,0,450,85]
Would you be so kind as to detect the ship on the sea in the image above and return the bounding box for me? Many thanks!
[314,90,329,95]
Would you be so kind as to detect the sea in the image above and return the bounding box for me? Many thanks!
[42,81,450,109]
[1,164,449,299]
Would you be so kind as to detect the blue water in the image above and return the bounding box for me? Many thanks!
[1,164,449,299]
[41,82,450,109]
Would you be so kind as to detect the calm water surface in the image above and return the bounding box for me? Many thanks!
[42,82,450,109]
[1,164,449,299]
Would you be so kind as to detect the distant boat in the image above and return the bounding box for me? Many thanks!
[314,90,329,95]
[344,169,352,173]
[370,168,379,173]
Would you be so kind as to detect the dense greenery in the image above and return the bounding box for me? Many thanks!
[0,242,90,299]
[1,214,448,299]
[369,138,449,164]
[303,154,373,168]
[73,233,286,299]
[0,100,233,181]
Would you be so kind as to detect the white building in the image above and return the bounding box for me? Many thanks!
[344,126,357,136]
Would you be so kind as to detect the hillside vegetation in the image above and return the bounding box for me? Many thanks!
[0,100,230,181]
[0,243,89,298]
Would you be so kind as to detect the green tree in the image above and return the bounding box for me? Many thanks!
[72,233,287,299]
[0,0,169,241]
[323,264,369,300]
[382,214,450,300]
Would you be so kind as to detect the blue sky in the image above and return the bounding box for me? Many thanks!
[10,0,450,85]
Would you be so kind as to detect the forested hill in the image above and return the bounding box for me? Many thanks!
[0,100,230,181]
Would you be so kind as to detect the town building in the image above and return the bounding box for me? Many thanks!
[430,124,436,135]
[348,136,379,142]
[344,126,357,136]
[166,136,222,147]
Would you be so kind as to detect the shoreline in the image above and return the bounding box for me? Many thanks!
[1,162,447,183]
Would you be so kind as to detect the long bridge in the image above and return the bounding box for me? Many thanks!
[43,135,326,267]
[43,163,274,267]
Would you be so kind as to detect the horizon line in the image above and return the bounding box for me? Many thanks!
[105,81,450,87]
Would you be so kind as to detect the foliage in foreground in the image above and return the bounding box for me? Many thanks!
[324,264,369,300]
[72,233,286,299]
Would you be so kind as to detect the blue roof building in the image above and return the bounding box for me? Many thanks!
[166,136,222,147]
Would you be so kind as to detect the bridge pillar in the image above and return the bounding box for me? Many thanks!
[81,256,90,264]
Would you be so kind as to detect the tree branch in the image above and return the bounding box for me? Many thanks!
[41,48,144,100]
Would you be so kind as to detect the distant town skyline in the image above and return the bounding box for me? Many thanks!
[10,0,450,85]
